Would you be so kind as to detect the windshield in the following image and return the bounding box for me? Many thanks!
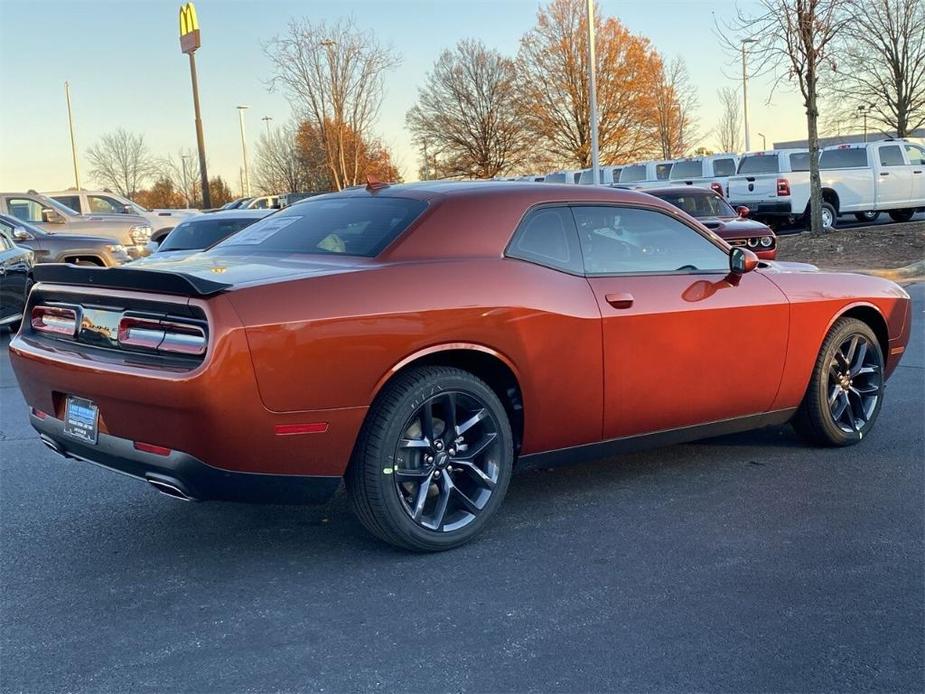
[737,155,780,174]
[212,196,429,257]
[159,216,263,252]
[669,160,703,179]
[651,191,736,218]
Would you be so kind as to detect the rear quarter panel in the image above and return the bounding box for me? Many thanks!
[227,258,605,455]
[764,269,910,410]
[822,168,875,212]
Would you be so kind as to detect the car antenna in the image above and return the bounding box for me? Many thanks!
[366,175,389,192]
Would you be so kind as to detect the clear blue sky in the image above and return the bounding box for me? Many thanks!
[0,0,806,193]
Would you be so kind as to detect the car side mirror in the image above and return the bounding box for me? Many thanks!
[737,206,750,218]
[13,227,31,241]
[122,204,133,214]
[729,247,759,275]
[41,208,64,224]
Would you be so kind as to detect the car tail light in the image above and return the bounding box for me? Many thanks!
[31,408,49,420]
[117,316,206,356]
[777,177,790,196]
[710,182,724,196]
[31,306,78,336]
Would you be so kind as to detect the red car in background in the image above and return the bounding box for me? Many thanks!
[9,182,911,550]
[645,186,778,260]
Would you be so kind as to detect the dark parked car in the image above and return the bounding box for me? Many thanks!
[645,187,778,260]
[0,214,131,267]
[0,233,33,331]
[136,210,272,262]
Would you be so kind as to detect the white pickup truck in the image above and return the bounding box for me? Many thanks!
[667,153,739,197]
[614,160,675,189]
[727,139,925,228]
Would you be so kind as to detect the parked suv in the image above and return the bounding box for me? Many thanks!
[45,189,196,245]
[0,213,130,267]
[728,140,925,228]
[0,192,152,258]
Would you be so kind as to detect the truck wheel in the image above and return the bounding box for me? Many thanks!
[888,209,915,223]
[821,202,837,230]
[853,211,880,223]
[346,366,514,551]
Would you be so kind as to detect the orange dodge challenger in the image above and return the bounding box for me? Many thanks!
[9,182,912,551]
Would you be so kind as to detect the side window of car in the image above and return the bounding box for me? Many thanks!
[506,207,583,274]
[88,195,122,214]
[0,234,12,251]
[6,198,44,223]
[905,144,924,167]
[879,145,905,167]
[53,195,81,212]
[572,206,729,275]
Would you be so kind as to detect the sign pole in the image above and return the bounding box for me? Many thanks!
[179,3,210,208]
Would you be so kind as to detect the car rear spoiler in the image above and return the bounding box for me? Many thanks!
[32,264,232,298]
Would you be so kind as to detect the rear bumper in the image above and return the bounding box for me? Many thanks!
[729,200,792,218]
[31,411,341,504]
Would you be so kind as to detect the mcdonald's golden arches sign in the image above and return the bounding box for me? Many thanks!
[179,3,201,54]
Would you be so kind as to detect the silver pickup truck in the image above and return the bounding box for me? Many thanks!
[0,191,152,259]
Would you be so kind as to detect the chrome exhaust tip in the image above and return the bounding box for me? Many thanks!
[146,476,194,502]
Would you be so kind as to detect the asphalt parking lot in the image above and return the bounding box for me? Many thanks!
[1,286,923,693]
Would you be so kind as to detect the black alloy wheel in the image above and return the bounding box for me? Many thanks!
[346,366,513,551]
[393,391,501,532]
[793,317,884,446]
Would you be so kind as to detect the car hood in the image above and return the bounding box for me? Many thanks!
[762,260,819,272]
[80,213,150,225]
[41,233,115,246]
[699,216,772,239]
[133,252,376,289]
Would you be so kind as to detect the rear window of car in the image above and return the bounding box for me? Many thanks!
[619,165,647,183]
[655,163,673,180]
[545,172,568,183]
[820,148,868,169]
[669,160,702,179]
[712,158,736,177]
[737,155,780,174]
[159,217,263,252]
[212,196,428,257]
[789,152,811,171]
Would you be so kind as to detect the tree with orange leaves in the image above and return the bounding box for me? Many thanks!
[515,0,665,167]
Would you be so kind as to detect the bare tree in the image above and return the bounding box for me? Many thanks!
[825,0,925,137]
[515,0,664,167]
[253,122,312,194]
[727,0,851,233]
[86,129,155,200]
[264,18,400,190]
[407,40,529,179]
[158,149,201,207]
[653,56,699,159]
[716,87,743,152]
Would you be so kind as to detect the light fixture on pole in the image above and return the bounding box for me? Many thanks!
[179,2,211,208]
[237,105,250,197]
[587,0,600,184]
[857,105,872,143]
[741,38,757,152]
[261,115,273,138]
[757,132,767,150]
[64,82,81,190]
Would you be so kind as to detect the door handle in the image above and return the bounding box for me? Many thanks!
[914,170,923,174]
[879,171,890,176]
[605,292,634,309]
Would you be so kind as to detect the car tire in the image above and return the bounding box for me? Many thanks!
[821,202,837,230]
[792,317,884,447]
[346,366,514,551]
[888,209,916,223]
[854,211,880,223]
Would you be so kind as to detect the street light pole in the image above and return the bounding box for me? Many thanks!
[64,81,81,190]
[180,153,191,206]
[262,115,273,139]
[757,132,767,150]
[857,105,869,142]
[587,0,600,184]
[179,3,211,207]
[237,106,250,197]
[741,38,756,151]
